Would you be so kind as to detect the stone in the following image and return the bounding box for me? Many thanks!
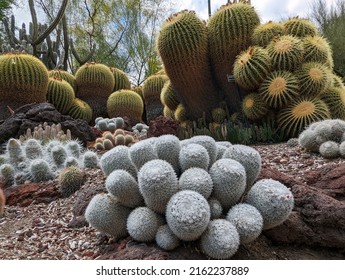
[147,115,180,138]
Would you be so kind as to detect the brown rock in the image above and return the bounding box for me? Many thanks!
[147,115,180,138]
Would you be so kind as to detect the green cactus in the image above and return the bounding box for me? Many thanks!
[283,17,319,38]
[51,145,68,167]
[179,143,210,172]
[85,193,132,239]
[266,35,304,72]
[303,35,334,68]
[46,77,75,114]
[6,138,24,166]
[138,159,179,214]
[29,158,55,182]
[107,89,144,124]
[114,134,125,146]
[49,69,77,93]
[75,62,115,119]
[174,103,189,122]
[127,207,164,242]
[200,219,240,260]
[233,46,272,90]
[166,190,210,241]
[105,169,143,208]
[131,86,144,100]
[155,224,180,251]
[163,106,175,119]
[252,21,285,48]
[320,86,345,119]
[58,166,85,198]
[319,141,339,158]
[242,92,268,120]
[245,179,294,230]
[209,158,246,211]
[66,98,93,124]
[0,52,49,120]
[0,163,15,187]
[24,139,43,160]
[211,107,227,124]
[179,167,213,199]
[156,10,220,121]
[109,67,131,91]
[82,151,99,169]
[207,2,260,111]
[259,70,300,109]
[298,129,320,152]
[160,80,180,111]
[277,96,331,138]
[103,139,114,150]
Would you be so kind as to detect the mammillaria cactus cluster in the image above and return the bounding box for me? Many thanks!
[85,134,294,259]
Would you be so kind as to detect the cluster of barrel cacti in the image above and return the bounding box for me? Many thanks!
[85,134,294,259]
[0,137,99,193]
[93,130,136,151]
[298,119,345,158]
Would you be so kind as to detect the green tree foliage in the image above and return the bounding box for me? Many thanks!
[0,0,15,20]
[309,0,345,79]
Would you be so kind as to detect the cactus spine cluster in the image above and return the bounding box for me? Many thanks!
[109,67,131,92]
[46,77,75,114]
[66,98,93,124]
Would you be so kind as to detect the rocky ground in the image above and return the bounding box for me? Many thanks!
[0,142,345,260]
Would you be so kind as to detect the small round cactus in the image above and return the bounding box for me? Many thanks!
[216,143,228,160]
[154,134,181,174]
[179,143,210,172]
[226,203,263,244]
[209,158,246,210]
[0,163,15,187]
[245,179,294,230]
[128,139,158,170]
[126,207,164,242]
[200,219,240,260]
[208,197,223,220]
[155,224,180,251]
[85,193,132,239]
[64,156,79,167]
[298,129,320,152]
[166,190,211,241]
[138,159,179,214]
[51,145,68,167]
[6,138,24,166]
[65,140,82,158]
[178,168,213,199]
[319,141,339,159]
[58,166,85,198]
[82,151,99,168]
[24,139,43,160]
[339,141,345,158]
[29,159,55,182]
[105,169,143,208]
[188,135,218,168]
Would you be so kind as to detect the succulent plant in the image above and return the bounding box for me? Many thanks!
[242,92,269,120]
[58,166,85,198]
[283,17,319,38]
[251,21,285,48]
[226,203,263,244]
[155,224,180,251]
[66,98,93,124]
[82,151,99,169]
[286,138,299,147]
[23,139,43,160]
[105,169,143,208]
[179,168,213,199]
[64,157,79,168]
[208,197,223,219]
[303,35,334,68]
[138,159,179,214]
[126,207,164,242]
[128,139,158,170]
[298,129,320,152]
[174,103,189,122]
[85,193,132,239]
[179,143,210,172]
[160,80,180,111]
[319,141,339,158]
[0,163,15,187]
[215,143,228,160]
[166,190,210,241]
[200,219,240,260]
[245,179,294,230]
[51,145,68,167]
[188,135,218,168]
[209,158,246,211]
[321,86,345,119]
[211,107,227,124]
[109,67,131,92]
[6,138,24,166]
[154,134,181,174]
[48,69,77,93]
[65,140,82,159]
[29,159,55,182]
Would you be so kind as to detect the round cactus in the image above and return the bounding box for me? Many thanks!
[138,159,179,214]
[0,163,15,187]
[24,139,43,160]
[66,98,93,124]
[107,89,144,124]
[259,70,300,109]
[179,143,210,172]
[339,141,345,158]
[283,17,319,38]
[222,144,262,191]
[319,141,339,158]
[233,46,272,90]
[174,103,189,122]
[29,159,55,182]
[160,80,180,111]
[242,92,269,120]
[58,166,85,198]
[277,96,331,138]
[64,156,79,168]
[6,138,24,166]
[245,179,294,230]
[166,190,210,241]
[321,86,345,119]
[109,67,131,92]
[154,134,181,174]
[298,129,320,152]
[188,135,218,168]
[209,158,247,210]
[179,168,213,199]
[251,21,285,48]
[51,145,68,167]
[200,219,240,260]
[100,146,137,178]
[0,52,49,120]
[85,193,132,239]
[208,197,223,219]
[127,207,164,242]
[163,106,175,119]
[211,107,227,124]
[46,77,75,114]
[103,139,114,150]
[303,35,334,68]
[131,86,143,100]
[128,139,158,170]
[216,143,228,160]
[82,151,99,168]
[155,224,180,251]
[49,69,77,93]
[114,134,125,146]
[65,140,82,159]
[226,203,263,244]
[266,35,304,72]
[105,169,143,208]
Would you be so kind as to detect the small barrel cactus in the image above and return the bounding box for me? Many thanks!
[29,159,55,182]
[82,151,99,168]
[85,193,132,239]
[188,135,218,168]
[154,134,181,174]
[179,168,213,199]
[126,207,164,242]
[24,139,43,160]
[51,145,68,167]
[179,143,210,172]
[166,190,210,241]
[128,139,158,170]
[58,166,85,198]
[6,138,24,166]
[319,141,339,158]
[105,169,143,208]
[155,224,180,251]
[65,140,82,158]
[64,157,79,168]
[200,219,240,260]
[245,179,294,230]
[138,159,179,214]
[0,163,15,187]
[226,203,263,244]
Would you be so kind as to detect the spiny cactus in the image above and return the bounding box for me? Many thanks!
[242,92,269,120]
[58,166,85,198]
[51,145,68,167]
[339,141,345,158]
[174,103,189,122]
[64,157,79,168]
[65,140,82,159]
[19,123,71,143]
[154,134,181,174]
[105,169,143,208]
[298,129,320,152]
[0,164,15,187]
[138,159,179,214]
[303,35,334,68]
[320,86,345,119]
[259,70,299,109]
[49,69,77,93]
[233,46,272,90]
[85,193,132,239]
[319,141,339,159]
[251,21,285,48]
[200,219,240,260]
[126,207,164,242]
[82,151,99,169]
[188,135,218,168]
[226,203,263,244]
[179,168,213,199]
[6,138,24,166]
[23,139,43,160]
[245,179,294,230]
[283,17,319,38]
[211,107,227,124]
[160,80,180,111]
[29,158,55,182]
[209,158,246,211]
[208,197,223,219]
[155,224,180,251]
[66,98,93,124]
[109,67,131,92]
[128,139,158,170]
[166,190,210,241]
[179,143,210,172]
